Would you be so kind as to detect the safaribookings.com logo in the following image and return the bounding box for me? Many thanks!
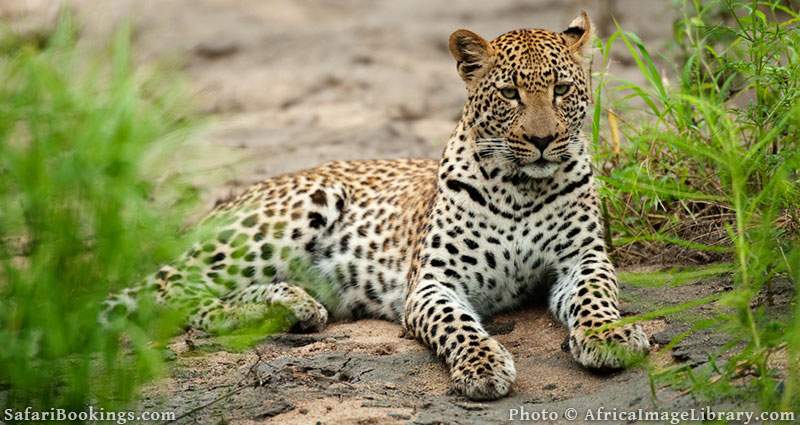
[4,406,176,424]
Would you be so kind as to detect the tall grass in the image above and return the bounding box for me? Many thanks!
[0,17,195,409]
[594,0,799,412]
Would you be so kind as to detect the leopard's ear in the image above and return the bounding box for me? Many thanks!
[449,29,494,84]
[562,11,592,57]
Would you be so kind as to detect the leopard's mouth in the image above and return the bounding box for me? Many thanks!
[516,156,557,168]
[532,157,552,166]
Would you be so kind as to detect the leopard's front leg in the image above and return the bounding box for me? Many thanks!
[550,249,650,369]
[403,279,516,400]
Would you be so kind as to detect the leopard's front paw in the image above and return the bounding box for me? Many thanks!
[288,297,328,333]
[268,282,328,333]
[450,337,516,400]
[570,322,650,369]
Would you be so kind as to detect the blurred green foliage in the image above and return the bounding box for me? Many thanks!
[0,16,196,410]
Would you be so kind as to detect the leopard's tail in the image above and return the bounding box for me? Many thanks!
[97,264,182,328]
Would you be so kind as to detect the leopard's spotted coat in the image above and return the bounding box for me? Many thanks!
[102,12,650,400]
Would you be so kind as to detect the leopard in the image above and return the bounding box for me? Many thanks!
[101,11,650,401]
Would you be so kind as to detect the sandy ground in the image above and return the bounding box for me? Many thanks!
[138,276,794,424]
[0,1,736,424]
[137,276,744,425]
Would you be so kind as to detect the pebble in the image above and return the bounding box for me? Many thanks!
[387,412,412,420]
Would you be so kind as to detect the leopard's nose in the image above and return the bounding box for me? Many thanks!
[522,134,556,152]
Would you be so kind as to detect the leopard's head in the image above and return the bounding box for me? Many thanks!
[449,12,592,179]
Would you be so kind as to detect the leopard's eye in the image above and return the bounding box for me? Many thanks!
[554,84,571,97]
[499,87,520,100]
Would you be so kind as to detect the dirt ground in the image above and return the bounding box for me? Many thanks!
[136,275,797,425]
[136,273,768,425]
[1,1,748,424]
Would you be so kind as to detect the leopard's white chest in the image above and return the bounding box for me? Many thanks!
[460,205,564,316]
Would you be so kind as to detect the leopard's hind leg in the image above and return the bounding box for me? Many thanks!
[189,282,328,334]
[101,175,348,333]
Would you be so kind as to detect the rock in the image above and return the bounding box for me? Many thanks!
[485,320,516,335]
[452,401,487,411]
[325,382,350,394]
[651,329,678,346]
[254,400,294,419]
[193,40,239,59]
[388,412,412,420]
[671,346,705,366]
[361,400,393,408]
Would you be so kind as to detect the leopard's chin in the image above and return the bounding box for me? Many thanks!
[519,160,559,179]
